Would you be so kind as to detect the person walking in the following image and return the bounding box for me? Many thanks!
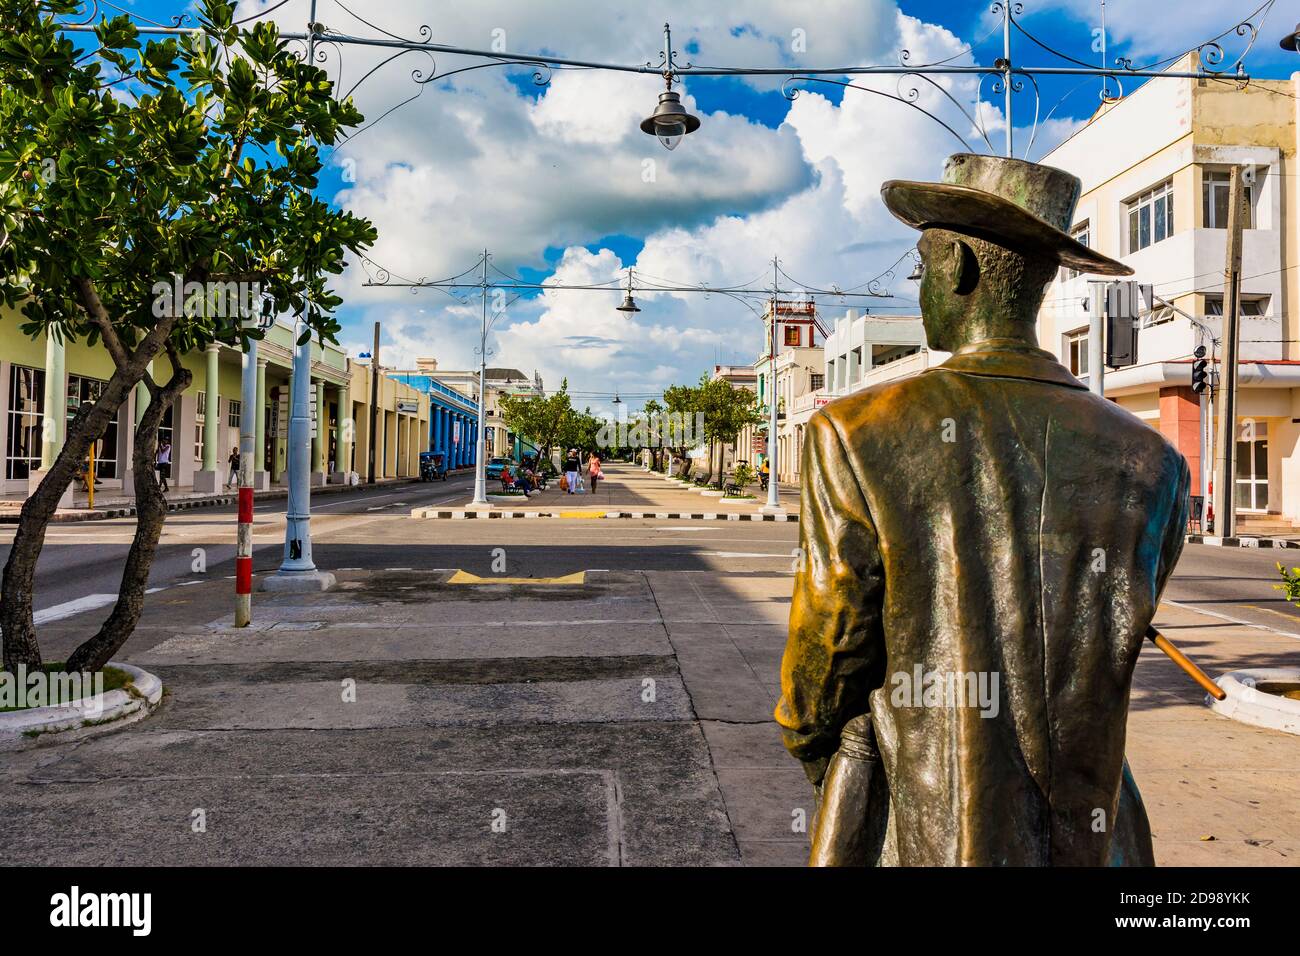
[156,438,172,493]
[588,452,602,493]
[564,448,580,494]
[227,446,240,489]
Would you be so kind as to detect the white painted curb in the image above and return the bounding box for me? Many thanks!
[0,662,163,749]
[1207,667,1300,736]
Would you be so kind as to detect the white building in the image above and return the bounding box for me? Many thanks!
[821,309,929,399]
[753,300,824,483]
[710,363,760,471]
[1036,53,1300,526]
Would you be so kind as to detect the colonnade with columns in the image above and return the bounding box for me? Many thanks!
[429,403,478,469]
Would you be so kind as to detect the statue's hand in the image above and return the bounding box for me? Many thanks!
[802,755,830,788]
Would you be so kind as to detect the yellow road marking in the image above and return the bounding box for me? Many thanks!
[558,511,605,519]
[446,570,587,585]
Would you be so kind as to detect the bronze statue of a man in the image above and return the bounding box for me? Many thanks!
[775,154,1190,866]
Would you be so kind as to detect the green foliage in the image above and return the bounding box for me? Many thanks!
[732,462,756,489]
[0,0,377,356]
[696,374,763,445]
[558,404,602,453]
[498,378,572,463]
[1274,562,1300,607]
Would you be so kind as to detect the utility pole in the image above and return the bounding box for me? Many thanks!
[263,0,333,594]
[761,257,784,515]
[470,250,492,508]
[1087,281,1106,397]
[1212,165,1246,539]
[367,320,380,484]
[1000,0,1013,157]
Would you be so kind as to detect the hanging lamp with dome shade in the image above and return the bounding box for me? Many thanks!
[640,23,700,151]
[616,268,641,313]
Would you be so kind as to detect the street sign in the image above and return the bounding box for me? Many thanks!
[397,400,418,414]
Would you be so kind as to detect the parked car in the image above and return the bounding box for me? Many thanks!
[419,451,448,481]
[484,456,516,480]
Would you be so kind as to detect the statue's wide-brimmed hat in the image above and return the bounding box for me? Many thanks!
[881,153,1133,276]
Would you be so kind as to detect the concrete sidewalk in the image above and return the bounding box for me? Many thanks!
[2,557,1294,865]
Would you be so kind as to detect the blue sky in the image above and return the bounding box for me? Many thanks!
[85,1,1300,409]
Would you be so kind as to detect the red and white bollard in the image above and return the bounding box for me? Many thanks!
[235,338,258,627]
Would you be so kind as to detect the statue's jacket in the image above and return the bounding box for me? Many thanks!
[776,340,1190,866]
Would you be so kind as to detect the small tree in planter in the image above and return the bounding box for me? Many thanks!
[729,463,757,498]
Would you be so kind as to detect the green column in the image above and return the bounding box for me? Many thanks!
[255,357,267,473]
[202,343,220,472]
[335,382,351,474]
[313,379,326,473]
[40,329,66,469]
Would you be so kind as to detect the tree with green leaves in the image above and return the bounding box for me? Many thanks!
[497,378,572,472]
[661,382,701,478]
[698,375,763,485]
[0,1,376,672]
[557,405,602,459]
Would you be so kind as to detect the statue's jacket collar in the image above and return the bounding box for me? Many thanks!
[927,339,1089,391]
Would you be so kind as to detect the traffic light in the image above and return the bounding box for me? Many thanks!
[1191,345,1209,394]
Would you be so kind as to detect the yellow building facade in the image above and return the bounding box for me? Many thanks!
[1,306,428,499]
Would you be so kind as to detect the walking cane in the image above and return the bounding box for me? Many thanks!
[1147,625,1225,701]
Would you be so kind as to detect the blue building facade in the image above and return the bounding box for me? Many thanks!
[395,373,480,470]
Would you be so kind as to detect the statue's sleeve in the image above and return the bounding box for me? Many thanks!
[1155,451,1192,596]
[775,411,885,786]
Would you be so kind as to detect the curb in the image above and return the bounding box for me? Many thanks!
[0,477,424,524]
[411,508,799,522]
[1207,667,1300,735]
[1185,534,1300,549]
[0,662,163,749]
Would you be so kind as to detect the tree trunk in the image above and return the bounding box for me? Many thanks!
[1,384,126,671]
[66,370,188,673]
[1,324,171,672]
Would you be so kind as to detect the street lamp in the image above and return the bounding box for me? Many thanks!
[616,269,640,313]
[640,23,699,151]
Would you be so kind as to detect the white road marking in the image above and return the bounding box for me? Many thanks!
[701,551,789,558]
[1163,599,1300,641]
[32,594,118,625]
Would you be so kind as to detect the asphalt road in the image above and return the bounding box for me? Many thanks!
[3,469,1300,638]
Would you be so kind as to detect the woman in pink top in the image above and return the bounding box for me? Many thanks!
[588,453,602,492]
